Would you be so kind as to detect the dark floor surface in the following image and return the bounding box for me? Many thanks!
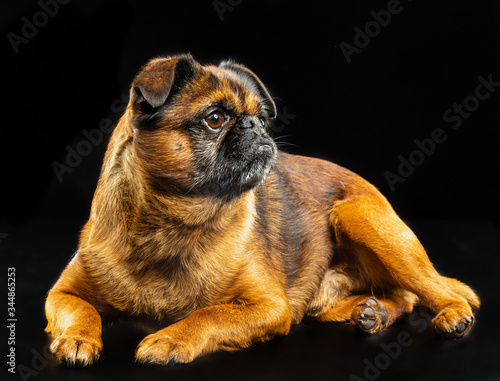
[1,218,499,381]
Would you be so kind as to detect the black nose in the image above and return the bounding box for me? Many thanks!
[239,116,261,129]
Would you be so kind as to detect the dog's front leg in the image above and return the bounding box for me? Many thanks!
[45,261,107,366]
[45,288,103,366]
[136,296,291,365]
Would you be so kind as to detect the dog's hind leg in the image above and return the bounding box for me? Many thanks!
[441,276,480,312]
[330,194,479,339]
[307,282,416,334]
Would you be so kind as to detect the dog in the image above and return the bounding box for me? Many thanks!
[45,54,480,366]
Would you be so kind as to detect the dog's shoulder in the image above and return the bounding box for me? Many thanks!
[272,151,382,201]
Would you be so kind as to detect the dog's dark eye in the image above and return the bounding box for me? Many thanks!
[205,111,225,129]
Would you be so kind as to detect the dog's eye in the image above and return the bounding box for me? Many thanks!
[205,111,225,129]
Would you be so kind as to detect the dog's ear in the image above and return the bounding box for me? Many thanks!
[131,54,197,113]
[219,60,277,119]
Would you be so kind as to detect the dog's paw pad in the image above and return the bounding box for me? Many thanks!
[362,298,378,306]
[351,298,388,334]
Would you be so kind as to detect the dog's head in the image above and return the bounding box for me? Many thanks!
[128,54,278,199]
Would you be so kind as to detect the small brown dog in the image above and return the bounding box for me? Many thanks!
[45,54,480,366]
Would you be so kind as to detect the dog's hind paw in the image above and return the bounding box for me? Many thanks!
[350,298,388,335]
[432,305,474,339]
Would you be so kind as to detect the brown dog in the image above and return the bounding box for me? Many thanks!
[45,54,480,366]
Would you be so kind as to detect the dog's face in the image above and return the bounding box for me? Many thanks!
[129,54,278,199]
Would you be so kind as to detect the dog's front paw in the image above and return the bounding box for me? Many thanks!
[432,305,474,339]
[136,333,199,365]
[50,333,102,367]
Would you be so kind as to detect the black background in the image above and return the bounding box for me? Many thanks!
[1,1,500,380]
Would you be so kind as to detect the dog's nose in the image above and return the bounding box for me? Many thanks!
[239,116,261,130]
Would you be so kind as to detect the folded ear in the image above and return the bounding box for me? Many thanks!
[219,60,277,119]
[131,54,197,113]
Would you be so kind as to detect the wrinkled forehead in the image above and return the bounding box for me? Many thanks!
[170,65,262,117]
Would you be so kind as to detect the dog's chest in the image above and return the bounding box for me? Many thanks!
[135,264,217,318]
[104,232,243,319]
